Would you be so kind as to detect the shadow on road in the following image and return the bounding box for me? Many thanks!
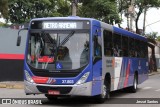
[39,88,142,106]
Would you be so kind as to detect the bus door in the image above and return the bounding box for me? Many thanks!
[92,26,102,95]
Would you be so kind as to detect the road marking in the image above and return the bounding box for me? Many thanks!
[155,89,160,91]
[142,87,152,90]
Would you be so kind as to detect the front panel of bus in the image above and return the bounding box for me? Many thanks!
[23,19,102,96]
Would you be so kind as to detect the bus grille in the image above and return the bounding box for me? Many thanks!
[36,86,72,94]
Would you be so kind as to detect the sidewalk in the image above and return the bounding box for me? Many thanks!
[0,81,24,89]
[0,69,160,89]
[148,69,160,76]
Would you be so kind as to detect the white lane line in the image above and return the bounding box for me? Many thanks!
[155,89,160,91]
[143,87,152,90]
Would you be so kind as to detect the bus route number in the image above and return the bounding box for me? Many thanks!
[62,80,74,84]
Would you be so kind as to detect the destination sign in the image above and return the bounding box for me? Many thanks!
[43,22,77,29]
[31,20,90,30]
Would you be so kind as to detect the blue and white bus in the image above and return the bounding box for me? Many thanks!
[17,16,148,103]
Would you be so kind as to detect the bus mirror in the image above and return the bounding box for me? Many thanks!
[17,27,28,46]
[16,36,21,46]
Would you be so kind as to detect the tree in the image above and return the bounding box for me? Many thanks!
[78,0,121,25]
[146,32,158,72]
[147,32,158,39]
[7,0,121,24]
[135,0,160,34]
[0,0,8,19]
[117,0,160,34]
[148,32,160,42]
[117,0,130,28]
[146,32,158,44]
[157,36,160,41]
[8,0,70,24]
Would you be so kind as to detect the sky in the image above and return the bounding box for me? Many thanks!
[1,8,160,35]
[120,8,160,36]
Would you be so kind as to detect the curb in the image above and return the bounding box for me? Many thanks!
[148,71,160,76]
[0,83,24,89]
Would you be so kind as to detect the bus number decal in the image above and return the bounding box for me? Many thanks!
[62,80,74,84]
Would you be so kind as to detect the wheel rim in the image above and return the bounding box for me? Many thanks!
[134,77,137,89]
[102,84,107,98]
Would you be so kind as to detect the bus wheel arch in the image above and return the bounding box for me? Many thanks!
[105,73,111,92]
[103,73,111,98]
[95,73,111,103]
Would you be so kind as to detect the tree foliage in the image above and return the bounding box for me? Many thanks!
[0,0,8,18]
[157,36,160,41]
[117,0,129,28]
[135,0,160,34]
[148,32,160,42]
[8,0,70,24]
[146,32,159,44]
[7,0,121,24]
[78,0,121,24]
[118,0,160,33]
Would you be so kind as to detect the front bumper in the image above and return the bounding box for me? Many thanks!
[24,80,92,96]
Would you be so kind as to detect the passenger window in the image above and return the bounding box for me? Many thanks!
[94,36,102,57]
[135,40,141,57]
[140,41,148,58]
[129,38,135,57]
[103,30,113,56]
[113,33,121,57]
[122,36,128,57]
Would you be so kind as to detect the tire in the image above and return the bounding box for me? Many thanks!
[96,80,110,103]
[45,94,58,101]
[129,74,138,93]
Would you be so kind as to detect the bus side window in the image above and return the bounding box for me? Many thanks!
[122,36,129,57]
[94,36,102,57]
[113,33,121,57]
[135,40,141,57]
[129,37,135,57]
[103,30,113,56]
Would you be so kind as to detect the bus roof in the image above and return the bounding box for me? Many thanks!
[113,26,147,42]
[30,16,147,42]
[31,16,95,21]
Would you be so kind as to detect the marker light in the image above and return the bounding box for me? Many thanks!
[76,72,90,85]
[25,70,34,83]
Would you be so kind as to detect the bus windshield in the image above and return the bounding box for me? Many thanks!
[27,30,89,70]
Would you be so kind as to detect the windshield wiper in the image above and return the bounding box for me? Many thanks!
[60,31,75,46]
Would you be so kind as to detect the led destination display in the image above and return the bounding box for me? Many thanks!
[31,20,90,30]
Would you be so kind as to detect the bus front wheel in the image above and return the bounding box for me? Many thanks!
[96,80,110,103]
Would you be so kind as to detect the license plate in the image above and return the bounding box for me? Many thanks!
[48,90,60,95]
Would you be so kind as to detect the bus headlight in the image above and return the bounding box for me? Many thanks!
[76,72,90,85]
[25,70,34,83]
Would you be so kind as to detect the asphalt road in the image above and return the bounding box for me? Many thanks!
[0,74,160,107]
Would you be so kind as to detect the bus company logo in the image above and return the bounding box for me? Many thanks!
[47,78,56,84]
[106,58,115,68]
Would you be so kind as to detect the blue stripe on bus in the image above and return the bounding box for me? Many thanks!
[91,20,102,96]
[117,57,148,89]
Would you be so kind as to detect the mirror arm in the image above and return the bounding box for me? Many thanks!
[18,27,28,37]
[17,27,28,46]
